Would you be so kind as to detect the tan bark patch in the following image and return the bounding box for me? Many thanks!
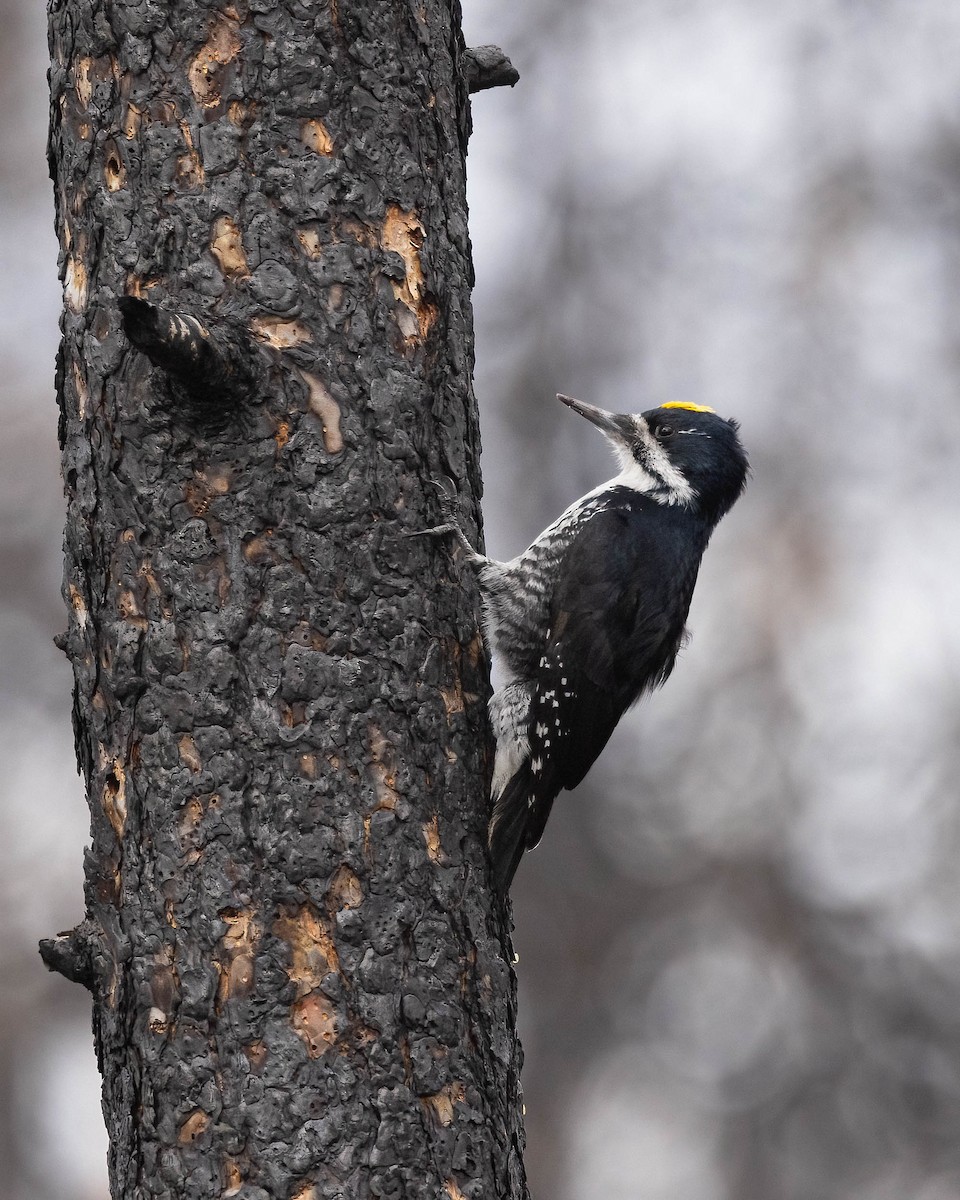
[211,215,249,278]
[296,226,323,259]
[382,204,438,343]
[302,118,334,155]
[118,589,147,631]
[176,147,205,188]
[327,864,363,911]
[65,255,88,312]
[291,1187,319,1200]
[423,814,442,864]
[341,216,378,248]
[298,370,343,453]
[299,753,317,779]
[274,905,340,995]
[184,469,231,519]
[71,359,88,418]
[178,1109,210,1145]
[291,992,337,1059]
[147,1006,169,1035]
[149,945,178,1026]
[422,1082,465,1127]
[188,17,241,108]
[123,103,141,139]
[243,1040,268,1071]
[227,951,255,998]
[178,795,204,845]
[75,57,93,108]
[223,1159,244,1193]
[466,630,484,669]
[215,554,231,606]
[243,530,278,563]
[282,700,308,727]
[444,1181,469,1200]
[101,757,127,838]
[174,120,205,188]
[217,908,260,1006]
[69,583,88,628]
[178,734,202,774]
[251,316,311,348]
[103,140,125,192]
[124,275,155,300]
[440,676,464,716]
[138,558,162,599]
[228,99,250,126]
[368,725,399,811]
[439,638,469,716]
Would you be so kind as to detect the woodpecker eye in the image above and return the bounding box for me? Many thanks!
[658,424,675,439]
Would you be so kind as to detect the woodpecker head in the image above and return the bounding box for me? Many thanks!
[558,394,748,522]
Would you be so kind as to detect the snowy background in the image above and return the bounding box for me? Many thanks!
[4,1,960,1197]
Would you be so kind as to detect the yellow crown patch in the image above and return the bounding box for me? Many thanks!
[661,401,715,414]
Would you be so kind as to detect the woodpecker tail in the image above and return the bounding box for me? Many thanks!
[488,763,557,892]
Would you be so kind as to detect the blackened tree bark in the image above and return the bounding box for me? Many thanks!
[42,2,526,1197]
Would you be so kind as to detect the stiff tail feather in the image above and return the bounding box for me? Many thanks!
[488,762,557,892]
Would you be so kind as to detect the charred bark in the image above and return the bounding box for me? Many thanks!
[45,1,526,1197]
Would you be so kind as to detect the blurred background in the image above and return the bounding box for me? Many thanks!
[4,0,960,1197]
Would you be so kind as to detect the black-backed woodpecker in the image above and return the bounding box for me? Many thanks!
[424,394,748,890]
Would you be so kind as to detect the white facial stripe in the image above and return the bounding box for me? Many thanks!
[630,417,696,505]
[612,447,660,494]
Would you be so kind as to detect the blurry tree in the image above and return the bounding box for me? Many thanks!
[40,1,526,1197]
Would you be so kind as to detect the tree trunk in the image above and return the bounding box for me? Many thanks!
[43,2,526,1197]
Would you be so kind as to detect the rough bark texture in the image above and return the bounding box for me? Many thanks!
[46,1,526,1197]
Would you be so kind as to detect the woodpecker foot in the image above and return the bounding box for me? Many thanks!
[404,479,477,556]
[404,521,461,540]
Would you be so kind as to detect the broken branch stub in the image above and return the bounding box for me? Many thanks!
[39,921,97,992]
[463,45,520,94]
[118,296,259,422]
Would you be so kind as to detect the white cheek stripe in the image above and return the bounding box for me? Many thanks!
[635,420,696,503]
[612,452,661,494]
[607,418,695,505]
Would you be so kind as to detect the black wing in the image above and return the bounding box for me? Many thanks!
[490,503,701,889]
[536,503,698,791]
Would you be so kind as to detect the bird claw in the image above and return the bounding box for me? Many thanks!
[422,476,457,521]
[404,478,475,554]
[402,521,459,541]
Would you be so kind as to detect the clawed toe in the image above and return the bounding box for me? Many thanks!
[402,522,458,540]
[427,478,460,522]
[403,477,479,555]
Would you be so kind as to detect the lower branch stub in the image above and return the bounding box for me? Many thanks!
[119,296,260,421]
[39,920,97,992]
